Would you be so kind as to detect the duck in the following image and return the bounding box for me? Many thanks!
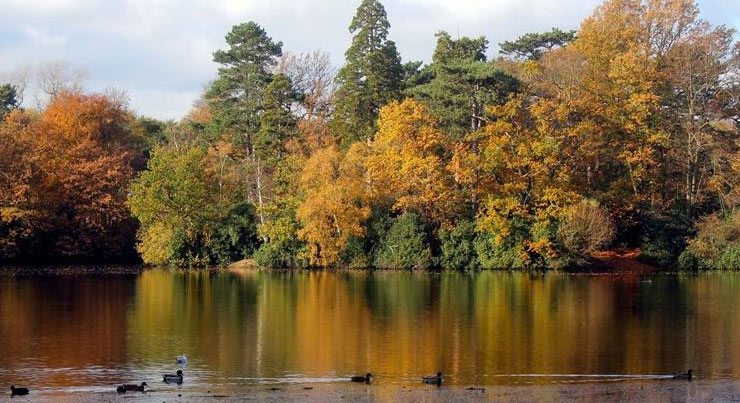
[117,382,148,393]
[163,369,184,384]
[176,354,188,365]
[350,373,373,384]
[673,369,693,380]
[10,386,30,396]
[422,372,443,386]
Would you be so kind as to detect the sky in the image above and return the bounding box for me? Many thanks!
[0,0,738,120]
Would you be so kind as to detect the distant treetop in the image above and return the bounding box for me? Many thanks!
[499,28,577,60]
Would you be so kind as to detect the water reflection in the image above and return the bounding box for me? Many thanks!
[1,270,740,392]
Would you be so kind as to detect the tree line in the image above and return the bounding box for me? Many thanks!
[1,0,739,269]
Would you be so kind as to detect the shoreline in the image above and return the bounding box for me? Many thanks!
[15,379,740,402]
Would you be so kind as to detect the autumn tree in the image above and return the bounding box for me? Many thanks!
[297,145,370,266]
[0,110,38,260]
[34,92,140,258]
[663,23,739,216]
[459,96,580,268]
[366,99,457,223]
[0,92,143,261]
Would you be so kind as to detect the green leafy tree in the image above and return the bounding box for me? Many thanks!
[257,73,301,165]
[254,154,308,268]
[207,22,287,227]
[128,146,257,266]
[332,0,403,145]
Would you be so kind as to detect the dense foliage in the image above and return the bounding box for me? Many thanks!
[2,0,740,270]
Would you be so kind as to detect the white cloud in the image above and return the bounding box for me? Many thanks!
[0,0,735,120]
[128,89,201,121]
[24,27,67,46]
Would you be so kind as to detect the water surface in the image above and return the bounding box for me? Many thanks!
[1,269,739,397]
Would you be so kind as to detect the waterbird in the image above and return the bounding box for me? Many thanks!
[350,373,373,384]
[673,369,693,380]
[163,369,184,384]
[422,372,443,386]
[176,354,188,364]
[9,386,29,396]
[118,382,148,392]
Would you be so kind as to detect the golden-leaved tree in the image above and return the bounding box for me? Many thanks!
[297,145,370,266]
[365,99,457,224]
[454,95,580,268]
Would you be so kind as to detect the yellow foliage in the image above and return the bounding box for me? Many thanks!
[366,99,457,223]
[297,145,370,266]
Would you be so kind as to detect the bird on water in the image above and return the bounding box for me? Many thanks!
[116,382,148,393]
[673,369,693,381]
[163,369,184,384]
[423,372,443,386]
[176,354,188,365]
[350,373,373,384]
[10,386,29,396]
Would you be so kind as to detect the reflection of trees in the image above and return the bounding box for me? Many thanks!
[128,270,261,375]
[3,271,740,387]
[0,275,133,385]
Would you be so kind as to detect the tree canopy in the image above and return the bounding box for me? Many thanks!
[3,0,740,271]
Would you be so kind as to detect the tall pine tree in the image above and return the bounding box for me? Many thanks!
[332,0,403,146]
[207,21,283,154]
[408,32,519,140]
[206,22,288,228]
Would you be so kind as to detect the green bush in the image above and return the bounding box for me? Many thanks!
[373,213,434,269]
[717,243,740,269]
[208,203,260,264]
[474,234,527,270]
[341,236,371,268]
[638,210,693,267]
[681,210,740,270]
[677,249,701,270]
[439,220,478,270]
[253,238,308,268]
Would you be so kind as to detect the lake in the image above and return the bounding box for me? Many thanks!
[1,269,739,400]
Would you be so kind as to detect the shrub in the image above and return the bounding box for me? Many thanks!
[439,220,478,270]
[341,236,371,268]
[677,249,701,270]
[557,199,614,265]
[373,213,434,269]
[208,203,260,264]
[474,234,528,270]
[253,238,308,268]
[682,210,740,269]
[638,210,693,267]
[718,243,740,269]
